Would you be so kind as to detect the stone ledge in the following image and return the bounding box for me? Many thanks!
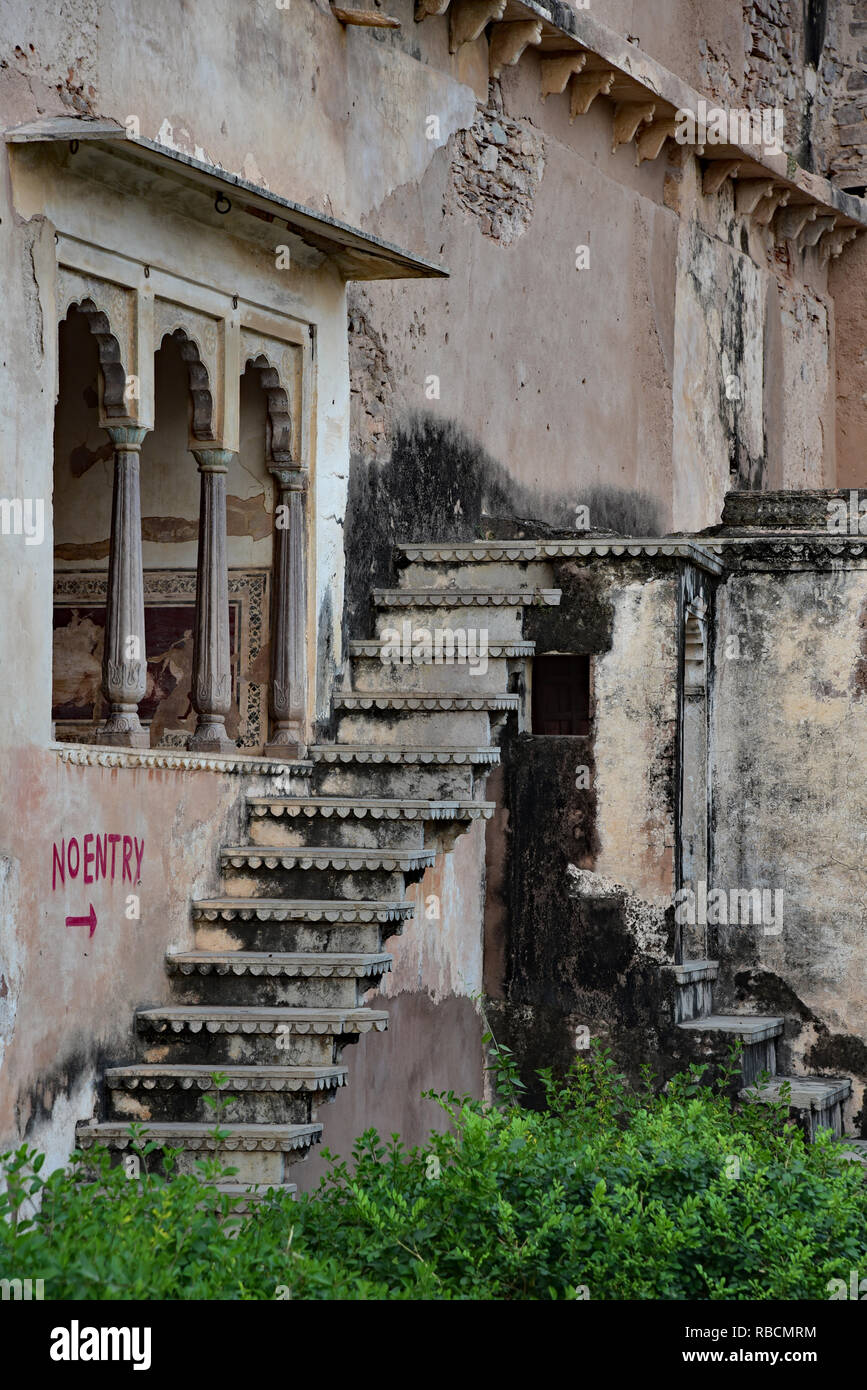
[192,898,415,923]
[397,538,726,576]
[247,796,496,820]
[221,845,438,872]
[52,742,312,776]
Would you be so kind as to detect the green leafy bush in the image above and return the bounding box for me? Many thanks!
[2,1047,865,1300]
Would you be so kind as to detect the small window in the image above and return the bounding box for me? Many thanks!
[532,654,591,735]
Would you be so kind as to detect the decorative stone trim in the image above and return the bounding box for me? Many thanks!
[349,638,535,659]
[167,951,393,978]
[53,742,311,775]
[105,1066,348,1094]
[192,899,415,923]
[136,1007,389,1036]
[309,744,501,765]
[373,587,560,607]
[247,797,496,821]
[221,846,438,871]
[708,537,867,571]
[334,693,520,711]
[76,1121,322,1152]
[397,539,726,575]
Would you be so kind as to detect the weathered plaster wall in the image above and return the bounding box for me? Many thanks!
[484,558,713,1099]
[712,560,867,1132]
[0,749,253,1167]
[297,823,486,1189]
[831,232,867,488]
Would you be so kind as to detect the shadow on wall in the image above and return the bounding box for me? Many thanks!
[342,412,666,640]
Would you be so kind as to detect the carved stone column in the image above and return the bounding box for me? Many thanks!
[98,426,149,748]
[189,449,236,753]
[265,465,307,759]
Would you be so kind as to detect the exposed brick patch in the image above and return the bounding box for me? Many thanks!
[348,289,393,462]
[451,100,545,246]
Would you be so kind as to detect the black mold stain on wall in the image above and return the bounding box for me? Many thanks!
[523,561,616,653]
[342,412,665,639]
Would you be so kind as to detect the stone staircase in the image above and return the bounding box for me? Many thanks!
[75,537,863,1194]
[672,959,855,1142]
[75,547,560,1200]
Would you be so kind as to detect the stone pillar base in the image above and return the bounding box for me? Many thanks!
[98,710,150,749]
[264,738,307,761]
[97,725,150,750]
[188,720,237,755]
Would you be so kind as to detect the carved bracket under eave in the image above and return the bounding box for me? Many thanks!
[569,69,615,121]
[752,187,789,225]
[774,204,818,243]
[702,159,741,196]
[489,19,543,78]
[612,101,655,154]
[449,0,505,53]
[635,116,676,164]
[415,0,450,18]
[800,213,836,249]
[820,226,859,265]
[540,52,587,99]
[735,178,775,215]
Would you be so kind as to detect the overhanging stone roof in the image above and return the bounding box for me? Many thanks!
[5,116,448,281]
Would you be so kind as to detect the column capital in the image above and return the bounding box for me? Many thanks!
[268,462,308,492]
[106,425,149,451]
[193,448,235,474]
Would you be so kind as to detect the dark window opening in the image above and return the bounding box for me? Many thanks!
[532,654,591,735]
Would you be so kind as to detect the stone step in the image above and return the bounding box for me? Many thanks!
[739,1075,852,1141]
[76,1120,322,1184]
[678,1014,784,1086]
[191,897,413,952]
[373,604,537,642]
[137,1004,389,1066]
[669,959,718,1023]
[347,637,532,695]
[372,586,560,609]
[221,845,437,872]
[106,1063,348,1126]
[334,709,497,747]
[215,1183,297,1213]
[167,949,392,1008]
[396,539,699,565]
[309,744,501,767]
[193,897,414,924]
[246,796,494,851]
[678,1014,784,1042]
[836,1138,867,1166]
[395,556,556,589]
[333,692,520,713]
[219,843,436,900]
[311,743,499,800]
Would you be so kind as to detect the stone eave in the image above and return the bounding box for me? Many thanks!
[416,0,867,239]
[4,116,448,282]
[398,537,727,576]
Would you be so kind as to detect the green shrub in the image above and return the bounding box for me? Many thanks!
[2,1047,865,1300]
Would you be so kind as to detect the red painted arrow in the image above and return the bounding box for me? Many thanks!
[66,903,97,937]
